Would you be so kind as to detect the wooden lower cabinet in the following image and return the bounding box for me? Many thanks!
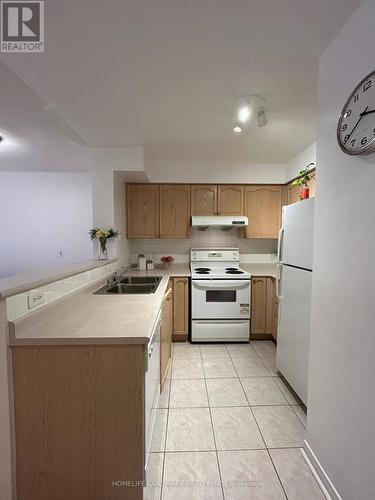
[12,344,144,500]
[251,276,278,340]
[160,285,173,390]
[172,277,189,341]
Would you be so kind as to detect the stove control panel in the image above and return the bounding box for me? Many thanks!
[191,248,239,262]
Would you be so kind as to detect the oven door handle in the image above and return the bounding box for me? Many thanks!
[192,281,250,290]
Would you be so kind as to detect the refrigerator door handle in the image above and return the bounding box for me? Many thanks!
[276,263,283,299]
[277,227,284,262]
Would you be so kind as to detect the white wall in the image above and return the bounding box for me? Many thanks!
[306,2,375,499]
[285,142,316,182]
[145,160,286,184]
[0,172,93,278]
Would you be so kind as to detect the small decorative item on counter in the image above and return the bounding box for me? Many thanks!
[161,255,174,268]
[138,254,147,271]
[89,227,119,260]
[146,259,154,270]
[292,162,315,200]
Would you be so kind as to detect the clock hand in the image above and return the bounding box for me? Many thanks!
[360,108,375,117]
[345,106,368,143]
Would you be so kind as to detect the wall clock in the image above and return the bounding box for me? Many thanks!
[337,69,375,155]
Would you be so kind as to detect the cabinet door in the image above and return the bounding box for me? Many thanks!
[218,185,244,215]
[173,277,189,341]
[159,184,191,238]
[244,185,282,238]
[126,184,159,238]
[191,185,217,215]
[285,183,301,205]
[160,287,173,390]
[307,171,316,198]
[251,277,267,335]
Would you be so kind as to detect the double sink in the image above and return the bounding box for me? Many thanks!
[94,276,162,295]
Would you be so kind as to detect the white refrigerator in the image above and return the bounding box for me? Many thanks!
[276,198,314,405]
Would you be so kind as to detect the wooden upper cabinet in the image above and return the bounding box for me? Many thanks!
[284,183,300,206]
[191,185,217,215]
[126,184,159,238]
[159,184,191,238]
[218,185,244,215]
[244,185,282,238]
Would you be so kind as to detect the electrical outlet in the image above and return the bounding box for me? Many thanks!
[28,290,45,310]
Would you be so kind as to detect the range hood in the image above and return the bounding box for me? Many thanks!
[191,215,248,231]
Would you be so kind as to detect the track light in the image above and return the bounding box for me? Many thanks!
[257,109,268,127]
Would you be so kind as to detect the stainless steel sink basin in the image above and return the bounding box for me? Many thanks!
[94,276,162,295]
[119,276,161,285]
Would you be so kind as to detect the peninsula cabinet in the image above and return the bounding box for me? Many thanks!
[191,184,244,216]
[12,343,145,500]
[172,277,189,341]
[160,284,173,390]
[127,183,159,238]
[244,185,282,238]
[159,184,191,238]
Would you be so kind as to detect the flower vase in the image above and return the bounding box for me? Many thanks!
[98,238,108,260]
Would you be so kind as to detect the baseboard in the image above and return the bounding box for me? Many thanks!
[303,440,342,500]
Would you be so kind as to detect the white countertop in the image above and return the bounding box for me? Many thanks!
[9,264,190,346]
[0,259,117,300]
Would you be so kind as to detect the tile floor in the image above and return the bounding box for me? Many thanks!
[145,341,326,500]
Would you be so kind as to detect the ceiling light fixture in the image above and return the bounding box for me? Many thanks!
[233,95,268,130]
[233,126,242,133]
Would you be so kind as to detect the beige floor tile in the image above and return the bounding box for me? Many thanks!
[173,343,201,360]
[200,345,230,359]
[172,359,204,379]
[292,405,307,428]
[170,379,208,408]
[232,357,270,377]
[261,357,279,376]
[218,449,286,499]
[144,452,163,500]
[159,379,171,408]
[162,451,223,500]
[150,409,168,452]
[206,378,248,407]
[166,408,215,451]
[240,377,288,406]
[251,341,276,358]
[274,377,300,404]
[203,358,237,378]
[211,407,265,450]
[226,344,258,358]
[252,406,305,448]
[270,448,326,500]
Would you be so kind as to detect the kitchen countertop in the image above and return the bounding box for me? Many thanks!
[0,259,117,300]
[8,264,190,347]
[241,263,278,278]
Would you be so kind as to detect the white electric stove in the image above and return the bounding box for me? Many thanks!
[190,248,251,342]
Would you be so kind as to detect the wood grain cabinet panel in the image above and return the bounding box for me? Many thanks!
[251,277,267,335]
[172,277,189,341]
[127,184,159,238]
[191,185,217,215]
[218,185,244,215]
[159,184,191,238]
[12,344,144,500]
[160,286,173,390]
[244,185,282,238]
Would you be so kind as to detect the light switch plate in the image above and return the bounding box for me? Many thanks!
[28,290,45,310]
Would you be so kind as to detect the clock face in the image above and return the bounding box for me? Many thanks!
[337,70,375,155]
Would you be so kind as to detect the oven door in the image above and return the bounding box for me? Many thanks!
[192,279,250,319]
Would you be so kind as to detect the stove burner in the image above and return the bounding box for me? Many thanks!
[195,267,211,272]
[225,270,244,274]
[196,270,210,274]
[225,267,238,271]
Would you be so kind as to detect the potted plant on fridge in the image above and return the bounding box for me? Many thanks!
[292,163,315,200]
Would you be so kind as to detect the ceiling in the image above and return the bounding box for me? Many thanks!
[1,0,360,164]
